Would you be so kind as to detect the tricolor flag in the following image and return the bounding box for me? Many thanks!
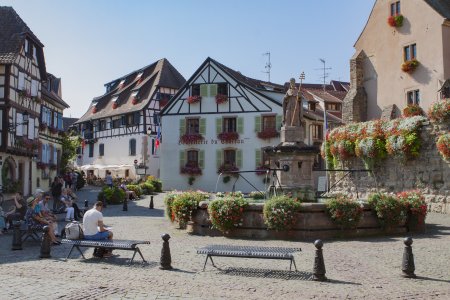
[155,125,161,152]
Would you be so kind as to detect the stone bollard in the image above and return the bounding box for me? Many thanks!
[84,200,88,208]
[39,226,52,259]
[401,237,416,278]
[312,239,327,281]
[11,221,23,250]
[123,197,128,211]
[149,196,154,209]
[159,233,173,270]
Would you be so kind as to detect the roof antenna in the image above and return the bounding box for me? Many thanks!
[317,58,332,91]
[262,52,272,82]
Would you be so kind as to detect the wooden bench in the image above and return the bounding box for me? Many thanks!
[61,239,150,264]
[197,245,302,271]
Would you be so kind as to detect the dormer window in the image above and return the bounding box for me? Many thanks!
[136,72,143,81]
[112,96,119,103]
[119,79,125,88]
[24,39,29,54]
[131,91,139,99]
[390,1,400,16]
[91,100,98,107]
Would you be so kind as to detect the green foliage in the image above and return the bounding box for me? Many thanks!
[263,196,301,231]
[368,192,407,229]
[60,133,81,172]
[139,181,155,195]
[208,195,248,233]
[164,192,179,222]
[170,191,206,228]
[326,194,363,229]
[126,184,142,197]
[97,186,126,205]
[249,191,265,200]
[146,176,162,192]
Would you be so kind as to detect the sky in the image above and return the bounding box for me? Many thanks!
[2,0,375,118]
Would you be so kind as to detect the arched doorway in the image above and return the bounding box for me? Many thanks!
[2,157,20,193]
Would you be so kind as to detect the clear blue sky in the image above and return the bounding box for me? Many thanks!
[2,0,375,118]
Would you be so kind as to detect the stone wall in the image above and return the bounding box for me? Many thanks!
[330,121,450,214]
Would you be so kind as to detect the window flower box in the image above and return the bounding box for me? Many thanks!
[401,59,419,73]
[34,96,42,104]
[217,164,239,175]
[218,131,239,142]
[403,104,424,117]
[39,123,48,131]
[180,164,202,176]
[18,89,30,98]
[387,14,404,27]
[180,133,204,144]
[257,129,279,140]
[187,95,201,104]
[215,94,228,104]
[49,126,58,134]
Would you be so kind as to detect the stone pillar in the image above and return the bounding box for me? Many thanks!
[343,50,368,123]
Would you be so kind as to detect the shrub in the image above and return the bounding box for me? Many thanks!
[403,104,424,117]
[126,184,142,198]
[368,193,407,229]
[208,195,248,233]
[97,186,125,205]
[140,181,155,195]
[397,190,427,224]
[147,176,162,192]
[263,196,301,231]
[428,99,450,122]
[437,133,450,161]
[164,192,180,222]
[249,191,265,200]
[326,194,363,229]
[167,191,207,227]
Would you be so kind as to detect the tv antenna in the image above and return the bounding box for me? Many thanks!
[262,52,272,82]
[316,58,332,91]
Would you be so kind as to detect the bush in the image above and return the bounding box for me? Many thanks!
[428,99,450,122]
[97,186,125,205]
[167,191,207,228]
[402,104,424,117]
[437,133,450,161]
[75,171,86,190]
[208,195,248,233]
[368,192,407,229]
[140,181,155,195]
[326,194,363,229]
[263,196,301,231]
[164,192,180,222]
[397,190,427,222]
[146,176,162,192]
[126,184,142,198]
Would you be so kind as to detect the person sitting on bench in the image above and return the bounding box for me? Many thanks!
[25,196,60,245]
[83,201,113,257]
[119,181,137,200]
[4,192,27,231]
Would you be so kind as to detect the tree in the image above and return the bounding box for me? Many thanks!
[60,133,81,172]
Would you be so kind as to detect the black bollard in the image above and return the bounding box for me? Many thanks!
[11,221,23,250]
[160,233,173,270]
[39,226,52,259]
[123,197,128,211]
[84,200,88,208]
[312,239,327,281]
[402,237,416,278]
[149,196,154,209]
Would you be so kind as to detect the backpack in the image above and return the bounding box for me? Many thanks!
[64,221,84,240]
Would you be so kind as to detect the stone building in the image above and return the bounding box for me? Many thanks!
[344,0,450,122]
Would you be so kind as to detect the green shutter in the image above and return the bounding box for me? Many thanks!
[179,150,186,168]
[179,118,186,137]
[199,150,205,169]
[276,115,282,130]
[216,118,222,135]
[237,117,244,134]
[255,116,261,132]
[199,118,206,135]
[255,149,261,167]
[236,149,243,168]
[216,149,222,169]
[209,84,218,97]
[200,84,208,97]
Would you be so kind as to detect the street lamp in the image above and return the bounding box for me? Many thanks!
[8,112,29,132]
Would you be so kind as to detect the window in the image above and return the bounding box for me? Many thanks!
[262,115,276,131]
[99,144,104,156]
[223,117,237,133]
[191,84,200,96]
[31,80,38,96]
[186,150,199,167]
[326,103,340,111]
[309,102,316,111]
[312,124,323,140]
[441,85,450,99]
[129,139,136,156]
[404,44,417,61]
[224,149,236,166]
[18,72,25,90]
[112,118,121,128]
[99,120,106,131]
[153,113,160,126]
[390,1,401,16]
[407,90,420,105]
[186,118,200,134]
[112,96,119,103]
[88,144,94,158]
[32,46,37,61]
[24,39,29,54]
[218,83,228,96]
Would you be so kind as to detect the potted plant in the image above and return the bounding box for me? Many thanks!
[326,194,363,230]
[180,163,202,176]
[368,192,407,230]
[401,59,419,73]
[131,97,138,105]
[436,133,450,161]
[387,14,404,27]
[218,131,239,142]
[263,195,301,231]
[92,106,98,114]
[397,190,427,231]
[208,195,248,234]
[112,102,118,109]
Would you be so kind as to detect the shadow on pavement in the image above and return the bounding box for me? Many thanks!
[415,276,450,284]
[79,256,159,268]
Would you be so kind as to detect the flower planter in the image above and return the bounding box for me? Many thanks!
[401,59,419,73]
[112,102,118,109]
[406,213,426,232]
[387,14,404,27]
[257,129,279,140]
[180,133,204,144]
[217,132,239,142]
[180,165,202,176]
[187,95,201,104]
[215,94,228,104]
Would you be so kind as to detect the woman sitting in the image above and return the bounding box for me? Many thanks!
[119,182,137,200]
[4,192,27,231]
[60,188,75,222]
[25,197,60,245]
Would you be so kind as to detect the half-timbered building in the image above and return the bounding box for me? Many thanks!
[0,7,50,195]
[73,58,185,179]
[160,58,343,193]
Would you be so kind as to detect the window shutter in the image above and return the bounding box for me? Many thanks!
[53,111,58,128]
[31,80,38,96]
[199,118,206,135]
[200,84,208,97]
[216,149,222,169]
[276,115,282,130]
[54,147,58,164]
[179,118,186,137]
[16,113,23,136]
[237,117,244,134]
[255,116,261,132]
[18,72,25,90]
[255,149,261,167]
[199,150,205,169]
[28,118,34,139]
[209,84,218,97]
[50,144,54,163]
[179,150,186,168]
[237,149,243,168]
[216,118,222,135]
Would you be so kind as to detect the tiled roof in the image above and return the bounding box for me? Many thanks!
[284,80,350,93]
[75,58,185,123]
[0,6,43,64]
[425,0,450,19]
[41,88,70,109]
[62,117,78,131]
[304,108,342,124]
[305,89,344,104]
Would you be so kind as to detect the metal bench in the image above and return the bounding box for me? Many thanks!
[20,222,42,243]
[197,245,302,271]
[61,239,150,264]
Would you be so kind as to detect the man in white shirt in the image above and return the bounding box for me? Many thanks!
[83,201,113,241]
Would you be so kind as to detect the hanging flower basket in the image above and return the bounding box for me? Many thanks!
[112,102,118,109]
[215,94,228,104]
[388,14,404,27]
[257,129,279,140]
[218,131,239,142]
[187,95,201,104]
[180,133,204,144]
[180,164,202,176]
[401,59,419,73]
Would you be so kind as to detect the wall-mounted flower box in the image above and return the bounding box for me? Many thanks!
[388,14,404,27]
[257,129,279,140]
[217,164,239,175]
[215,94,228,104]
[401,59,419,73]
[18,89,30,98]
[180,133,204,144]
[218,131,239,142]
[402,104,424,117]
[34,97,42,104]
[437,133,450,161]
[187,95,201,104]
[39,123,48,131]
[180,165,202,176]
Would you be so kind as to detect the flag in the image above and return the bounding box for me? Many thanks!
[155,125,161,152]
